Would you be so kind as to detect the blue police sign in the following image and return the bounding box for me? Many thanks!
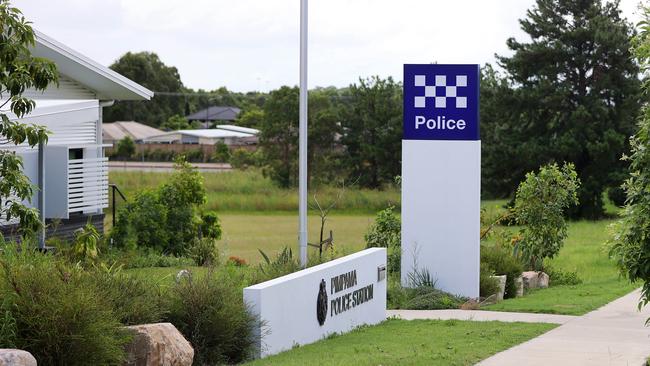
[403,64,479,140]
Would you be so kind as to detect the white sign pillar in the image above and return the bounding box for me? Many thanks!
[401,64,480,298]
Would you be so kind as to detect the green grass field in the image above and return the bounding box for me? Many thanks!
[244,319,556,366]
[109,169,400,214]
[219,213,370,263]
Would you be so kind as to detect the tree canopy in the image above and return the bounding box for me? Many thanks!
[610,3,650,310]
[340,76,402,189]
[258,86,342,188]
[485,0,640,218]
[103,52,185,126]
[0,0,58,235]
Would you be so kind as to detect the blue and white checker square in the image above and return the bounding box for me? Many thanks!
[413,74,468,109]
[403,64,480,141]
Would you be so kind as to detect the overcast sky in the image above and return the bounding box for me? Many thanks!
[14,0,644,92]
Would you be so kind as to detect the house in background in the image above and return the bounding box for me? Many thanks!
[142,125,259,147]
[103,121,164,145]
[0,31,152,243]
[186,106,241,128]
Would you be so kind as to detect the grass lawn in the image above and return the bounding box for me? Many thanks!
[245,319,556,366]
[219,213,371,263]
[484,220,637,315]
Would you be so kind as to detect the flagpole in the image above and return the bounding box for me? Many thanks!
[298,0,308,267]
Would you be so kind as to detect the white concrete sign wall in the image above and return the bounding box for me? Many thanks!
[401,64,480,298]
[243,248,387,358]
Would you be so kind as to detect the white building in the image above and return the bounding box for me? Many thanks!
[143,125,259,146]
[0,31,152,243]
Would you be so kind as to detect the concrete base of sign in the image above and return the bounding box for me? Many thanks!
[401,140,480,298]
[243,248,387,359]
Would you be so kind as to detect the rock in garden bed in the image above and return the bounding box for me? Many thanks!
[123,323,194,366]
[522,271,549,291]
[0,349,37,366]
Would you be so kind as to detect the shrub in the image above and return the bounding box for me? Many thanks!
[387,278,466,310]
[102,248,194,269]
[404,286,466,310]
[158,158,207,255]
[212,142,231,163]
[227,256,248,267]
[91,269,166,326]
[165,269,256,365]
[111,190,168,252]
[365,206,401,274]
[480,266,500,298]
[514,162,580,270]
[545,266,582,286]
[115,136,136,160]
[251,246,300,284]
[188,237,219,266]
[0,247,130,365]
[110,157,209,256]
[199,211,222,240]
[230,148,257,169]
[72,221,100,261]
[481,244,523,299]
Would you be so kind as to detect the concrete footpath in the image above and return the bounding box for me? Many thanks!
[478,289,650,365]
[390,289,650,365]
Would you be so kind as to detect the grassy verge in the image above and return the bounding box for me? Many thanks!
[245,319,555,366]
[484,220,637,315]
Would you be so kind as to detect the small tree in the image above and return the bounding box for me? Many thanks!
[115,136,135,160]
[514,163,580,270]
[0,1,58,235]
[211,142,230,163]
[365,206,401,274]
[161,114,192,131]
[610,5,650,311]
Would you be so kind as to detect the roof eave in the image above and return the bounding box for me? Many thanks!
[32,30,154,101]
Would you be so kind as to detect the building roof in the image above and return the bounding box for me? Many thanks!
[31,31,153,101]
[186,106,241,121]
[215,125,259,135]
[143,127,260,143]
[103,121,164,142]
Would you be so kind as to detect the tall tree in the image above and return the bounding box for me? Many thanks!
[103,52,185,126]
[494,0,640,218]
[340,76,402,189]
[0,0,58,235]
[480,64,518,198]
[258,86,342,188]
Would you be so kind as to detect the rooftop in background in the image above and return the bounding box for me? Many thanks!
[142,126,259,145]
[215,125,259,135]
[186,106,241,121]
[164,128,257,139]
[103,121,164,143]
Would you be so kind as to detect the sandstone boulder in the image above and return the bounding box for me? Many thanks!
[0,349,37,366]
[538,272,549,288]
[515,276,524,297]
[491,275,507,301]
[124,323,193,366]
[522,271,550,290]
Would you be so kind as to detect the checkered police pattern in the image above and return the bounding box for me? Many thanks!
[413,74,468,109]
